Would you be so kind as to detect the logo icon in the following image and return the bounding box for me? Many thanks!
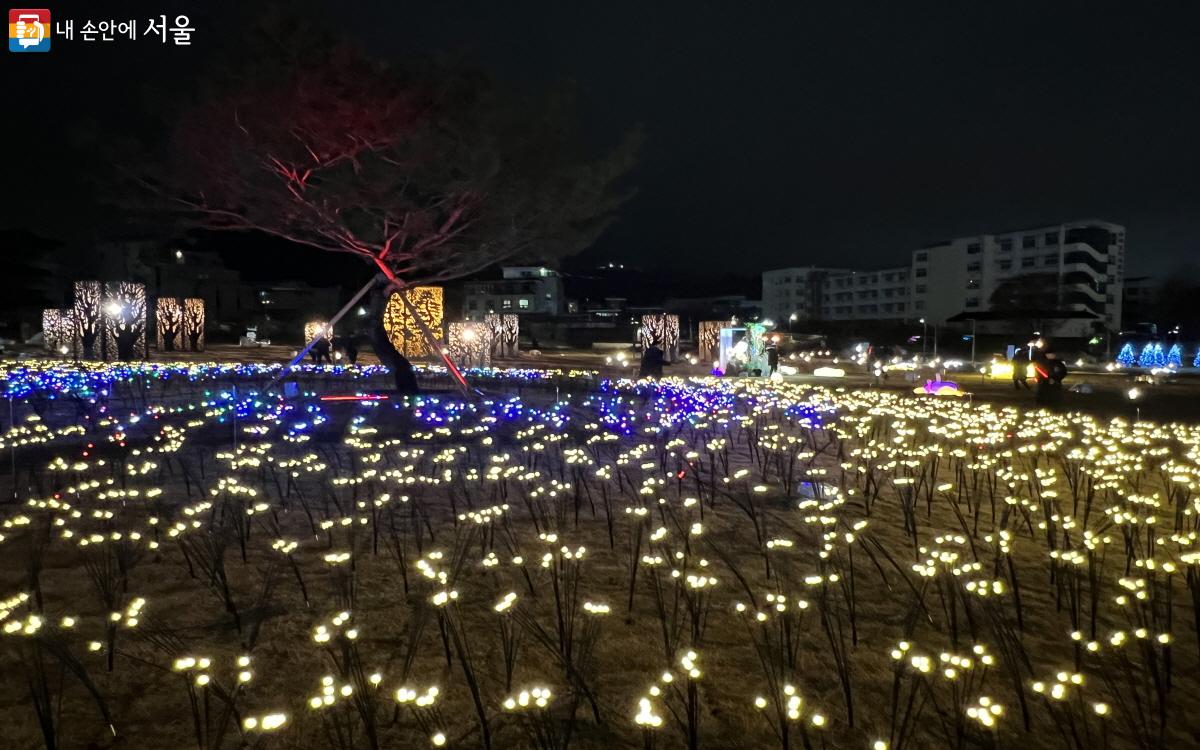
[9,9,50,52]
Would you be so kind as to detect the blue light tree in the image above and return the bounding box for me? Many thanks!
[1152,343,1167,368]
[1194,348,1200,368]
[1116,343,1137,367]
[1138,342,1155,368]
[1167,343,1183,368]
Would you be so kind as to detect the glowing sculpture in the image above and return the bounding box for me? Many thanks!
[42,309,73,355]
[639,314,680,363]
[183,298,205,352]
[484,313,519,357]
[104,281,147,361]
[1116,343,1136,368]
[304,321,333,346]
[383,287,444,358]
[448,321,493,368]
[698,320,731,363]
[73,281,103,359]
[156,298,184,352]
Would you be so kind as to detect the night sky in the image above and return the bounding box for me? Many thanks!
[4,1,1200,282]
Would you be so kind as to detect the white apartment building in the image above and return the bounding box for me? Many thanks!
[821,267,912,321]
[911,220,1125,336]
[761,219,1125,336]
[462,266,565,318]
[761,266,849,322]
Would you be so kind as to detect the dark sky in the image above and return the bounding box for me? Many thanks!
[4,1,1200,281]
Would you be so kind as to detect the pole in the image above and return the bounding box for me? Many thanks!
[968,325,975,365]
[922,320,927,358]
[933,324,939,358]
[8,395,15,502]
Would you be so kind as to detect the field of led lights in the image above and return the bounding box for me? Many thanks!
[0,360,1197,750]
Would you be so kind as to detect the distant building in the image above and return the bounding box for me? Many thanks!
[462,266,564,318]
[762,219,1126,337]
[822,267,911,321]
[1121,276,1157,333]
[761,267,849,323]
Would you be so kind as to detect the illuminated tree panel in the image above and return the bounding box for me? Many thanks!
[639,313,680,362]
[156,298,184,352]
[383,287,444,358]
[448,321,493,368]
[183,298,205,352]
[103,282,148,361]
[484,313,519,357]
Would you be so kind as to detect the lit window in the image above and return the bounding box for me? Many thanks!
[518,299,530,310]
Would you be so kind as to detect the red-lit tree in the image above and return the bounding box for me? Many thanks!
[138,31,636,384]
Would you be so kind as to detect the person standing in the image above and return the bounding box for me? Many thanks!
[639,341,665,379]
[1012,348,1030,389]
[766,344,780,377]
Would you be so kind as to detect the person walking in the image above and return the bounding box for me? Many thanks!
[766,344,780,377]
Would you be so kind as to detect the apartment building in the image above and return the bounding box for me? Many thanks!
[762,219,1125,336]
[761,266,849,322]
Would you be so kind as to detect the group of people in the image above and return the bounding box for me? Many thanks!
[1010,346,1069,407]
[307,334,360,365]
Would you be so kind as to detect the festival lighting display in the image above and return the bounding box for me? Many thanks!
[483,313,519,357]
[73,281,104,359]
[698,320,731,362]
[0,360,1196,749]
[183,298,205,352]
[156,298,184,352]
[303,321,333,346]
[383,286,444,358]
[447,321,492,368]
[103,281,148,361]
[639,313,680,362]
[41,309,73,355]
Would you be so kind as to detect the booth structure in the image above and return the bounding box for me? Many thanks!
[718,323,768,376]
[638,313,681,362]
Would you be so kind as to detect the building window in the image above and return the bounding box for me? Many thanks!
[1045,232,1059,245]
[965,297,980,308]
[998,259,1012,270]
[518,299,530,310]
[1043,255,1057,266]
[999,239,1012,252]
[915,284,927,294]
[967,243,981,254]
[502,299,512,309]
[1021,257,1035,268]
[915,268,927,278]
[915,251,928,262]
[967,261,981,272]
[914,301,925,310]
[1023,236,1036,249]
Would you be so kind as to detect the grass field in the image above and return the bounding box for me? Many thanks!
[1,361,1198,749]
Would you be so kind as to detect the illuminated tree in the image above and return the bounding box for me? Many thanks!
[139,29,636,381]
[1167,342,1182,368]
[1138,343,1155,368]
[1152,342,1167,368]
[1115,342,1136,368]
[1194,348,1200,368]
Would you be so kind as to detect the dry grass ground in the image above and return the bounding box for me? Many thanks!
[0,366,1198,749]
